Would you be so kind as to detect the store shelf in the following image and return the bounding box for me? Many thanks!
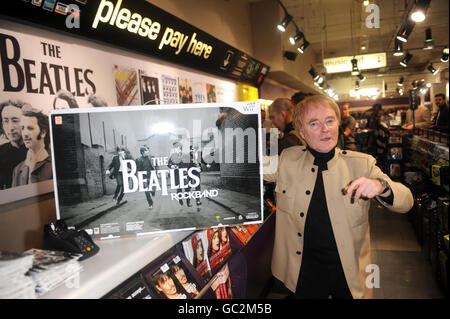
[39,230,194,299]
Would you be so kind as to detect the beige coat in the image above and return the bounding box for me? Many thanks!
[263,146,413,298]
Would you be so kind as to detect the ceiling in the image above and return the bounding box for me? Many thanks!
[279,0,449,100]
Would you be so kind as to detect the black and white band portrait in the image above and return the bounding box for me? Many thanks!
[49,102,264,238]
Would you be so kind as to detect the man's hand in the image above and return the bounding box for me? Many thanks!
[342,177,388,203]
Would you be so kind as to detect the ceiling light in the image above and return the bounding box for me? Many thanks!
[361,44,367,51]
[423,28,434,50]
[363,0,369,6]
[396,20,415,43]
[309,67,320,81]
[426,83,431,88]
[441,47,449,62]
[357,73,366,81]
[397,88,404,96]
[297,39,310,54]
[410,0,430,22]
[400,52,412,67]
[277,14,292,32]
[289,30,304,45]
[393,40,404,56]
[427,63,438,75]
[351,58,359,75]
[397,76,404,87]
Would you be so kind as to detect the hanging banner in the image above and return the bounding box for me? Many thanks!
[1,0,270,87]
[49,101,263,237]
[0,26,238,204]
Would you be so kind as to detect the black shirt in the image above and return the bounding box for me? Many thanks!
[0,142,27,189]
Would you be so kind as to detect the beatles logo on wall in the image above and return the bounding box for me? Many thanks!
[2,0,270,87]
[49,102,263,238]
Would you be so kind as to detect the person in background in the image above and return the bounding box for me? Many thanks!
[263,95,413,299]
[402,101,431,130]
[0,100,28,189]
[261,109,273,130]
[429,93,449,132]
[291,92,313,105]
[12,105,52,186]
[339,103,357,151]
[268,98,304,155]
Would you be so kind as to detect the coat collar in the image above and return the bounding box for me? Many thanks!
[302,146,343,171]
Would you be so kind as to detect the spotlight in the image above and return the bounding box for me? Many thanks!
[426,83,431,88]
[396,20,415,43]
[400,52,412,67]
[393,40,404,56]
[397,76,404,87]
[297,39,310,54]
[441,47,449,62]
[363,0,369,6]
[309,67,319,80]
[351,58,359,75]
[277,14,292,32]
[427,63,438,75]
[423,28,434,50]
[357,73,366,81]
[283,51,297,61]
[410,0,430,23]
[289,30,304,45]
[397,88,404,96]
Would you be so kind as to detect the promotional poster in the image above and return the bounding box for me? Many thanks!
[49,102,263,237]
[0,23,238,205]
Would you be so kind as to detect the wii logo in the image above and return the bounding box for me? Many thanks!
[65,4,81,29]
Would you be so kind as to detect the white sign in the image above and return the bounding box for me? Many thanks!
[324,53,386,74]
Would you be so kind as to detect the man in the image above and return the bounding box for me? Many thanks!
[168,141,191,206]
[339,103,357,151]
[136,145,155,209]
[0,100,28,189]
[402,102,431,130]
[260,109,273,130]
[268,98,304,155]
[264,95,413,299]
[429,93,449,132]
[11,105,52,186]
[106,147,130,206]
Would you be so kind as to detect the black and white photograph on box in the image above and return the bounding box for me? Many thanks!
[49,102,263,237]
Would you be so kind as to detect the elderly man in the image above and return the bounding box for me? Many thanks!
[264,95,413,299]
[11,105,52,186]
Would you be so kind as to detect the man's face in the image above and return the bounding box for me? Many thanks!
[143,149,150,157]
[341,104,350,118]
[299,103,339,153]
[435,96,445,107]
[21,115,44,151]
[1,105,23,144]
[174,268,187,284]
[268,107,286,131]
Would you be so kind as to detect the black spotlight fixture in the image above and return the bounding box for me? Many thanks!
[393,40,404,56]
[277,13,292,32]
[397,76,404,87]
[410,0,431,23]
[297,39,310,54]
[289,30,304,45]
[357,73,366,82]
[427,63,438,75]
[283,51,297,61]
[423,28,434,50]
[351,58,359,75]
[309,66,320,81]
[441,47,449,62]
[400,52,413,67]
[396,20,415,43]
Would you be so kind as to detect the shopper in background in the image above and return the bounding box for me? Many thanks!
[11,105,52,186]
[363,103,383,157]
[260,109,273,130]
[268,98,304,155]
[0,100,28,189]
[402,102,432,130]
[429,93,449,132]
[291,91,313,105]
[263,95,413,299]
[339,103,357,151]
